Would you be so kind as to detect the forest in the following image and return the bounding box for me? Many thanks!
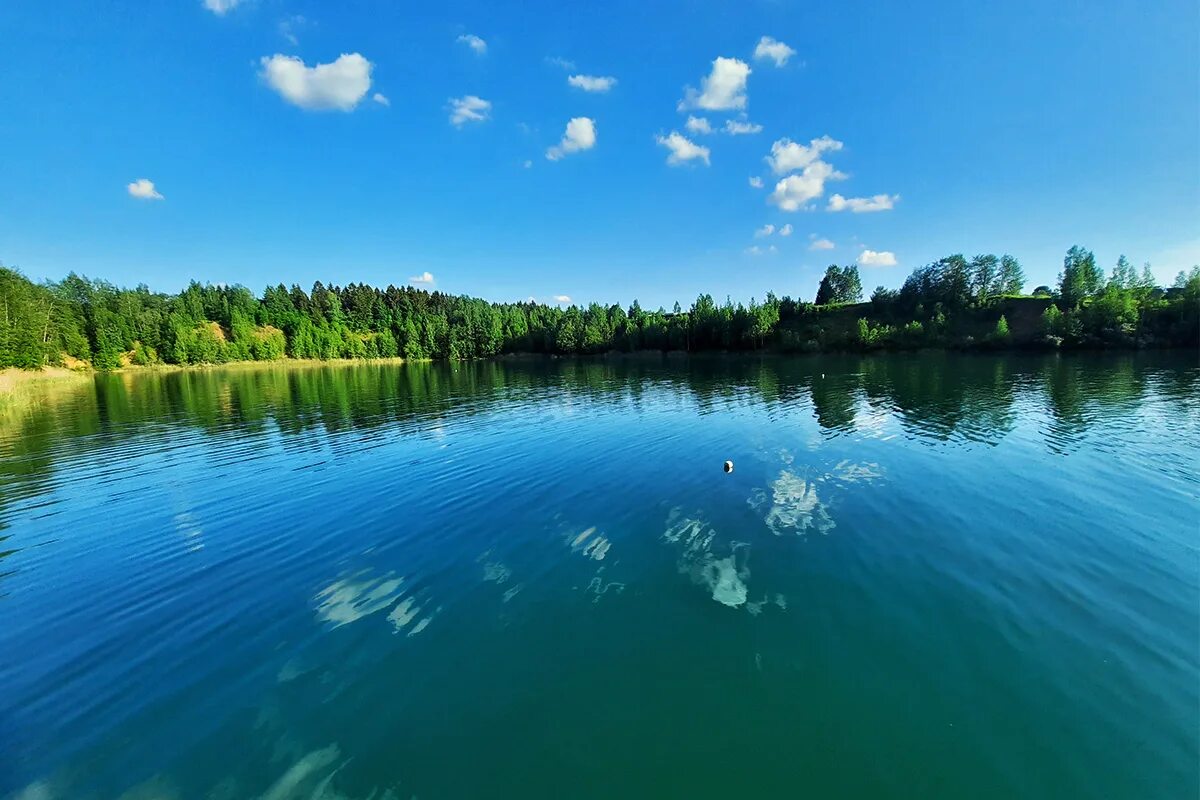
[0,246,1196,370]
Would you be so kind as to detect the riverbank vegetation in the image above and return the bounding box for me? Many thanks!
[1,247,1196,371]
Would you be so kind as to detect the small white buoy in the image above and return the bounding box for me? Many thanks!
[723,460,734,473]
[821,373,825,379]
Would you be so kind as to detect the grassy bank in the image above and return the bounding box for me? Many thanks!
[0,365,92,393]
[0,366,94,422]
[0,356,415,388]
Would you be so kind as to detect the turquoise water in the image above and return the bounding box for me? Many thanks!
[1,353,1197,799]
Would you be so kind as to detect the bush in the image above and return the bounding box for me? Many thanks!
[131,341,158,366]
[251,326,286,360]
[994,315,1010,340]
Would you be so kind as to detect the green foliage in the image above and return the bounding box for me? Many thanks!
[1041,304,1062,333]
[998,255,1025,296]
[994,315,1010,340]
[1173,265,1200,298]
[131,341,158,366]
[899,254,972,311]
[1084,286,1138,344]
[815,265,862,305]
[0,246,1194,372]
[1108,255,1137,290]
[0,267,61,368]
[1058,245,1103,307]
[251,326,287,361]
[856,317,870,345]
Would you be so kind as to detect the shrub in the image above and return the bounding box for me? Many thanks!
[994,315,1010,340]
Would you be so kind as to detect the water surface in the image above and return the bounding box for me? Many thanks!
[2,353,1197,799]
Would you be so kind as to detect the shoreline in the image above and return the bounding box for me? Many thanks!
[0,357,416,393]
[4,344,1192,395]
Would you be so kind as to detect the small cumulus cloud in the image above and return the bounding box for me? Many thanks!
[656,131,710,166]
[553,295,572,304]
[678,57,751,111]
[724,119,763,135]
[858,249,898,267]
[202,0,241,15]
[685,115,713,135]
[754,36,797,67]
[259,53,373,111]
[809,236,835,250]
[448,95,491,126]
[409,271,435,285]
[748,176,764,189]
[827,193,899,213]
[765,135,843,175]
[372,92,389,106]
[745,245,778,256]
[567,74,617,93]
[545,56,576,70]
[768,163,845,211]
[779,223,793,237]
[127,179,163,200]
[755,224,776,238]
[457,34,487,55]
[763,136,847,211]
[546,117,596,160]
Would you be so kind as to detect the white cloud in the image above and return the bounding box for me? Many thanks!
[809,237,835,250]
[768,162,845,211]
[203,0,241,15]
[554,295,572,304]
[372,92,389,107]
[755,224,775,238]
[685,115,713,135]
[409,271,435,285]
[761,136,848,211]
[457,34,487,55]
[545,56,576,70]
[765,135,843,175]
[745,245,778,256]
[568,74,617,93]
[858,249,898,267]
[748,176,764,189]
[754,36,797,67]
[656,131,710,166]
[126,178,163,200]
[779,223,793,237]
[259,53,372,111]
[678,57,751,111]
[724,119,763,135]
[546,117,596,160]
[827,193,899,213]
[448,95,491,126]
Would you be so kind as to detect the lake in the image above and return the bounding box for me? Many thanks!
[1,353,1197,799]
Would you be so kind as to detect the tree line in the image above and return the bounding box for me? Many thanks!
[1,246,1196,370]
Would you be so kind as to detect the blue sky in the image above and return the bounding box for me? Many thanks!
[1,0,1197,308]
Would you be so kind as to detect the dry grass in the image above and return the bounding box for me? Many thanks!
[0,365,91,394]
[105,356,411,376]
[0,366,93,424]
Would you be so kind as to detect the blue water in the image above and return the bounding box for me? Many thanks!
[1,353,1197,798]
